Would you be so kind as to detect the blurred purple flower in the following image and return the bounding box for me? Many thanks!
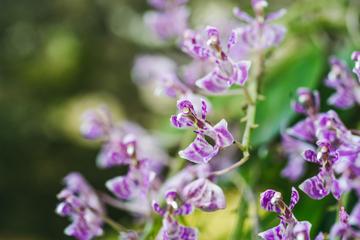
[153,191,198,240]
[80,106,112,140]
[281,89,319,181]
[171,94,234,163]
[325,55,360,109]
[181,27,251,93]
[56,173,105,240]
[259,188,311,240]
[292,88,320,116]
[281,132,315,181]
[329,206,360,239]
[105,158,156,200]
[233,0,286,54]
[183,178,226,212]
[299,141,342,200]
[144,0,189,40]
[132,55,188,98]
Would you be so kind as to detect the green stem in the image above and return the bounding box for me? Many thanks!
[211,51,265,176]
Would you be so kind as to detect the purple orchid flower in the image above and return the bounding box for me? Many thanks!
[80,106,112,140]
[56,173,105,240]
[181,27,251,93]
[233,0,286,54]
[132,55,189,98]
[105,158,156,200]
[153,191,198,240]
[299,141,342,200]
[325,55,360,109]
[329,206,360,239]
[259,188,312,240]
[183,178,226,212]
[281,89,319,180]
[171,94,234,163]
[144,0,189,40]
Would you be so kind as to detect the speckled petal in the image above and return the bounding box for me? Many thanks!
[183,178,226,212]
[299,173,329,200]
[212,119,234,147]
[258,224,284,240]
[179,135,219,163]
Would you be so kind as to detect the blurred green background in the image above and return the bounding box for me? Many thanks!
[0,0,359,239]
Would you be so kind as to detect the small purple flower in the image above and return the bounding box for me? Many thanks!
[96,133,136,168]
[329,206,360,239]
[160,164,211,198]
[259,188,312,240]
[183,178,226,212]
[233,0,286,54]
[132,55,189,98]
[181,27,251,93]
[80,106,112,140]
[292,88,320,116]
[171,94,234,163]
[153,191,198,240]
[325,56,360,109]
[299,141,342,200]
[144,0,189,40]
[56,173,104,240]
[106,159,156,200]
[281,89,319,181]
[281,129,315,181]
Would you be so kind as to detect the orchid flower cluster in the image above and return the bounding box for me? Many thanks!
[55,0,360,240]
[276,52,360,239]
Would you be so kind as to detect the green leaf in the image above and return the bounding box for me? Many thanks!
[252,43,326,146]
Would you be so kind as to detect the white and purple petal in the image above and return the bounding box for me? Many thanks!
[179,135,219,164]
[299,173,329,200]
[183,178,226,212]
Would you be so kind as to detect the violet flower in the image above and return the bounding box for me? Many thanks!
[329,206,360,239]
[144,0,189,40]
[171,94,234,163]
[153,191,198,240]
[281,89,319,181]
[80,106,112,140]
[102,134,156,200]
[259,188,312,240]
[183,178,226,212]
[299,141,342,200]
[325,55,360,109]
[56,173,105,240]
[132,55,190,98]
[233,0,286,53]
[181,27,251,93]
[299,109,360,200]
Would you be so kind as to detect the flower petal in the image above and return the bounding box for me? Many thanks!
[179,135,219,163]
[212,119,234,147]
[183,178,226,212]
[258,224,284,240]
[234,60,251,85]
[289,187,299,210]
[260,189,282,213]
[299,173,329,200]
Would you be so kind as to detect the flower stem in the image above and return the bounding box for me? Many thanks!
[87,204,126,233]
[211,51,265,176]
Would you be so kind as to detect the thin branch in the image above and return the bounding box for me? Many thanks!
[212,151,249,176]
[98,191,151,217]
